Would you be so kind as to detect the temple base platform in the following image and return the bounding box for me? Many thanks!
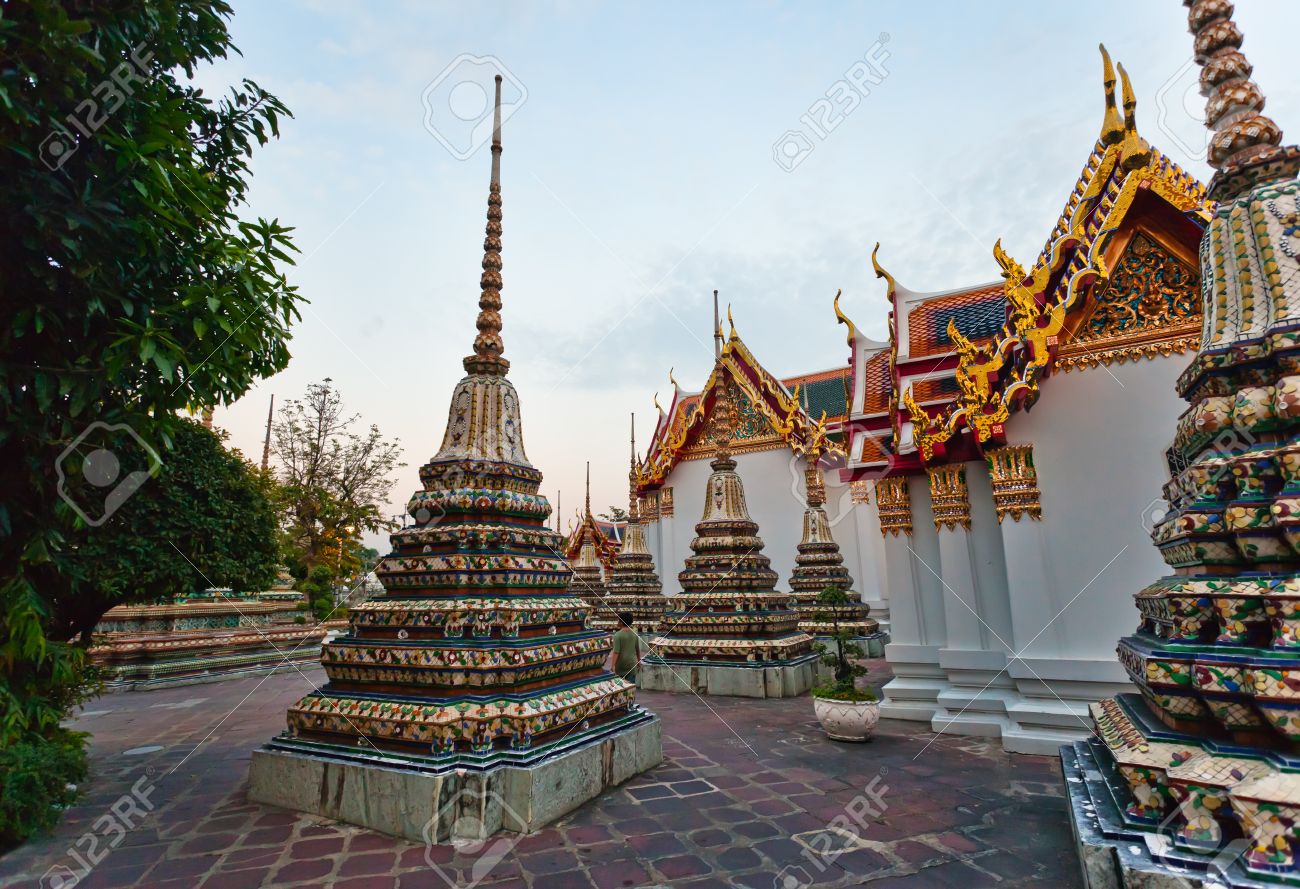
[1061,739,1292,888]
[106,651,322,692]
[639,653,817,698]
[248,708,661,843]
[1061,693,1300,887]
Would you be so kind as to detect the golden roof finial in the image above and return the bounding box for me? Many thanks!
[833,288,857,347]
[727,303,737,340]
[653,391,664,417]
[464,75,510,376]
[668,367,680,391]
[1184,0,1293,199]
[870,242,897,302]
[1098,44,1124,145]
[584,460,592,519]
[712,289,723,360]
[1116,62,1151,170]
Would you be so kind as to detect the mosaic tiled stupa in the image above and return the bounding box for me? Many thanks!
[1064,3,1300,885]
[249,77,661,842]
[594,416,669,633]
[788,457,882,654]
[642,373,817,698]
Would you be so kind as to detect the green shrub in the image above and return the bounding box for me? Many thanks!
[810,585,875,701]
[0,729,89,851]
[811,682,878,702]
[293,615,307,625]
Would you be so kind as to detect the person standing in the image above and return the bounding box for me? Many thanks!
[608,612,642,683]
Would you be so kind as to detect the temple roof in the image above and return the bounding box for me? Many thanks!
[841,45,1212,476]
[638,317,846,490]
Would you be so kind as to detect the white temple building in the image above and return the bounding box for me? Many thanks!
[838,48,1211,753]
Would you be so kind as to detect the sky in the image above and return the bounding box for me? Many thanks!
[198,0,1300,549]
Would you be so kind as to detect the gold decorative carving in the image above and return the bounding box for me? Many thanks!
[850,480,872,505]
[642,491,659,522]
[659,486,674,517]
[638,322,846,483]
[927,465,972,532]
[875,476,913,537]
[986,445,1043,522]
[903,49,1211,464]
[1055,232,1202,372]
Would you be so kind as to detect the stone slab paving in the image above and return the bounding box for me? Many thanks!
[0,664,1082,888]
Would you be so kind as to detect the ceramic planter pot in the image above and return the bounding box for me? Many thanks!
[813,696,879,742]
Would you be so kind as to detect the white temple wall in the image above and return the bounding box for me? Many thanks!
[879,473,950,721]
[996,355,1186,754]
[931,461,1018,737]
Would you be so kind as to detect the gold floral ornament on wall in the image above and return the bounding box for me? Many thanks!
[927,464,972,531]
[875,476,913,537]
[986,445,1043,522]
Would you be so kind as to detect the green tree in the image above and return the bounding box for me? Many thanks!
[73,419,281,615]
[273,380,402,617]
[0,0,301,760]
[599,506,628,523]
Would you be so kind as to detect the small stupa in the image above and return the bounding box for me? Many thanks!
[597,415,669,633]
[642,370,817,698]
[568,463,609,614]
[249,76,661,842]
[788,455,881,652]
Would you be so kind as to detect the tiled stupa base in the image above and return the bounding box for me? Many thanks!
[95,627,326,691]
[1062,694,1300,887]
[639,653,818,698]
[1062,740,1296,889]
[249,709,660,843]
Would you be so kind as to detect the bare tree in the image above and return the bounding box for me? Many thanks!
[272,379,403,610]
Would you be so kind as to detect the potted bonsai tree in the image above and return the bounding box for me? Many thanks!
[810,585,879,742]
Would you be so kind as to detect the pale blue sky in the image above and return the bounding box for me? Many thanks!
[200,1,1300,544]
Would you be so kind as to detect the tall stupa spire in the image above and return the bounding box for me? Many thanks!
[464,75,509,376]
[253,69,659,837]
[1186,0,1297,199]
[1059,5,1300,882]
[628,413,639,522]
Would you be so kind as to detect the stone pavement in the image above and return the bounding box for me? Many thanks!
[0,665,1082,888]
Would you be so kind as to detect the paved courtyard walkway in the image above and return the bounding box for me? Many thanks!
[0,666,1081,888]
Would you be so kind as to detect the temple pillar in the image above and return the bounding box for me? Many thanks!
[849,480,890,635]
[929,462,1018,738]
[879,474,950,720]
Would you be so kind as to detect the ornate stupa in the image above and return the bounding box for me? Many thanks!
[1065,3,1300,884]
[642,372,817,698]
[788,456,880,650]
[249,77,660,842]
[568,463,608,613]
[596,415,669,633]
